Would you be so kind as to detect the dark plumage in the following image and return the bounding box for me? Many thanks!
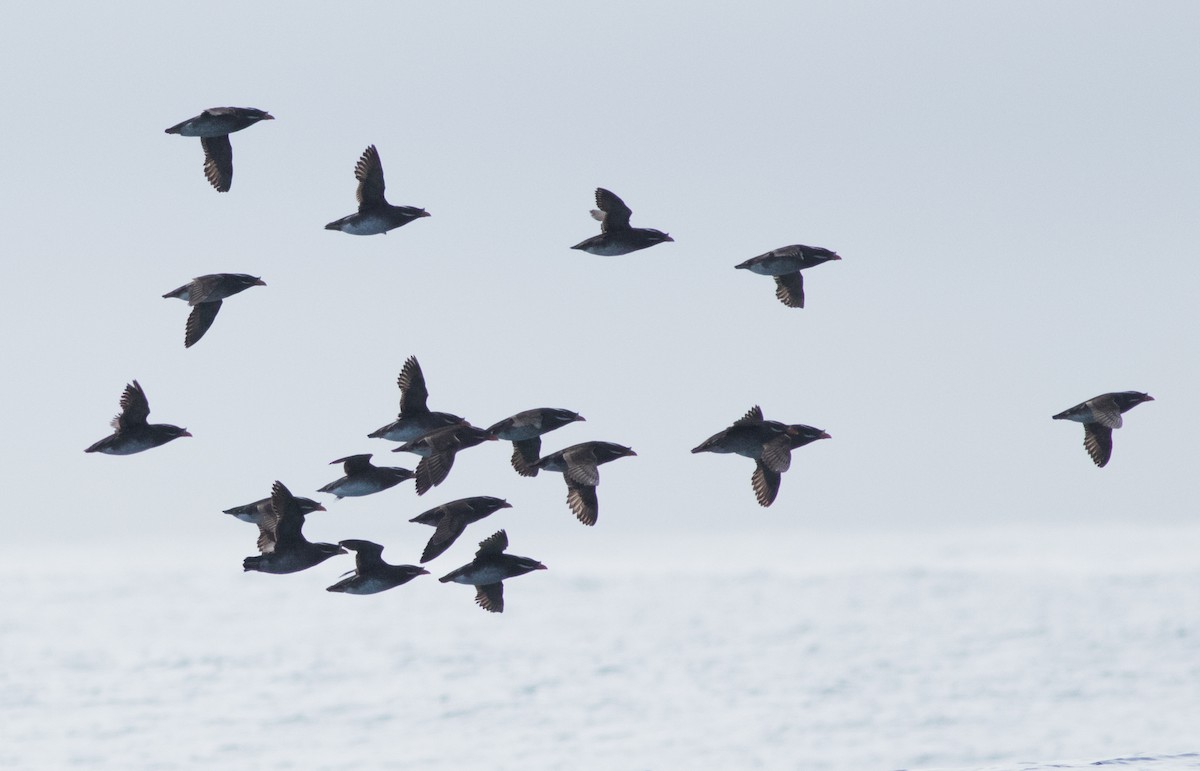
[438,530,546,613]
[1052,391,1154,467]
[162,273,266,348]
[317,454,414,499]
[691,405,830,507]
[735,244,842,308]
[324,145,430,235]
[534,441,637,526]
[326,540,428,595]
[392,424,498,495]
[242,481,346,574]
[164,107,274,192]
[571,188,673,255]
[369,356,466,443]
[223,494,325,525]
[410,496,512,563]
[487,408,586,477]
[84,380,191,455]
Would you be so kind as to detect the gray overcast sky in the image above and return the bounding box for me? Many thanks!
[2,2,1197,561]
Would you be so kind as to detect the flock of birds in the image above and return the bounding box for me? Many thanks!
[85,106,1155,612]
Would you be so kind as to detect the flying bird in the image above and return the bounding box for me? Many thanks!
[534,441,637,526]
[223,493,326,525]
[487,408,586,477]
[243,481,346,574]
[691,405,830,507]
[317,454,414,499]
[369,356,466,443]
[571,188,673,255]
[409,496,513,563]
[326,540,428,595]
[438,530,546,613]
[324,144,430,235]
[1052,391,1154,467]
[85,380,191,455]
[164,107,274,192]
[735,245,842,308]
[162,273,266,348]
[392,424,498,495]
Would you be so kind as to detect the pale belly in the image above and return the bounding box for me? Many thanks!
[449,566,508,585]
[377,418,455,443]
[582,242,639,256]
[337,216,391,236]
[326,478,383,497]
[102,437,160,455]
[340,576,395,594]
[743,257,800,276]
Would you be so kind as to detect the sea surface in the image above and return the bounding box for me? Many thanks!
[2,525,1197,770]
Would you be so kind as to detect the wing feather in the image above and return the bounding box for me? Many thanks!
[355,145,387,208]
[774,273,805,308]
[594,188,632,232]
[1084,424,1114,467]
[184,301,222,348]
[200,135,233,192]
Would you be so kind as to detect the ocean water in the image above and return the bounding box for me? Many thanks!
[2,525,1197,770]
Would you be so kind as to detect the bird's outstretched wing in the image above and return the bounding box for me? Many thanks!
[592,188,632,232]
[201,135,233,192]
[355,145,387,208]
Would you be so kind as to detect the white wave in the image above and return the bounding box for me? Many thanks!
[1,525,1197,770]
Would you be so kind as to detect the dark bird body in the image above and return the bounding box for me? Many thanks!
[326,540,428,595]
[735,244,841,308]
[243,482,345,574]
[1052,391,1154,467]
[369,356,465,443]
[164,107,273,192]
[317,454,414,499]
[571,188,673,255]
[438,530,546,613]
[487,408,585,477]
[223,494,325,525]
[534,441,636,526]
[692,406,830,507]
[162,273,265,348]
[325,145,429,235]
[85,380,191,455]
[393,424,498,495]
[410,496,512,562]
